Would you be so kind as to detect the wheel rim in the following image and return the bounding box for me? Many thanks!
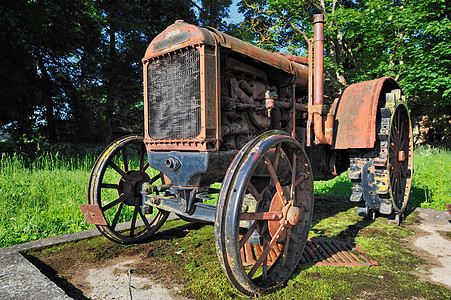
[388,104,413,211]
[88,135,169,244]
[215,132,313,295]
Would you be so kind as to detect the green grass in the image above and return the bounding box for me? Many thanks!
[314,171,352,198]
[1,145,450,248]
[0,152,96,247]
[409,146,451,210]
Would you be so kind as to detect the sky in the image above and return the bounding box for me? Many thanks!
[226,0,245,24]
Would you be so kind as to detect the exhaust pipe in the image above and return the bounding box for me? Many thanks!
[312,14,333,145]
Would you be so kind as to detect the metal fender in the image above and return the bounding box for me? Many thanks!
[333,76,401,149]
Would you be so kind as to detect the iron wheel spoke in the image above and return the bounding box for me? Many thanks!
[122,148,128,173]
[282,227,292,268]
[142,162,150,173]
[248,224,285,278]
[240,212,283,221]
[100,183,119,189]
[139,143,146,172]
[247,183,262,203]
[295,173,309,187]
[273,144,282,172]
[239,222,257,249]
[291,152,297,201]
[129,204,139,237]
[102,193,129,212]
[400,137,406,149]
[262,239,268,281]
[400,164,406,178]
[138,207,152,232]
[111,202,124,230]
[149,173,161,185]
[108,161,132,181]
[396,111,401,132]
[264,154,287,206]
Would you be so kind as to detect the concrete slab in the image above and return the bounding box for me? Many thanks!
[0,250,71,300]
[0,215,179,300]
[412,207,451,289]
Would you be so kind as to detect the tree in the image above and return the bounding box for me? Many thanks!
[237,0,451,119]
[0,0,101,143]
[0,0,202,144]
[191,0,233,30]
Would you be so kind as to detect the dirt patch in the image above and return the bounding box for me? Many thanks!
[84,258,186,300]
[23,221,199,299]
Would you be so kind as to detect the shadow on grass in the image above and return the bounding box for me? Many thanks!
[408,185,430,207]
[147,222,207,242]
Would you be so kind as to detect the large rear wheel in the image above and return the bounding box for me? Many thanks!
[349,90,413,223]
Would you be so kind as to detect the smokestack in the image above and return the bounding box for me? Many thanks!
[312,14,333,145]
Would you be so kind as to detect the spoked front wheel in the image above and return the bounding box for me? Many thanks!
[87,135,169,244]
[215,131,314,295]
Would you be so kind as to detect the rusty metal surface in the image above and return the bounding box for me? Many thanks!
[143,41,219,152]
[143,20,308,88]
[143,20,217,61]
[277,53,308,65]
[333,77,400,149]
[300,237,379,267]
[310,14,333,145]
[79,204,108,226]
[208,28,308,88]
[242,236,379,268]
[313,14,325,108]
[143,19,312,153]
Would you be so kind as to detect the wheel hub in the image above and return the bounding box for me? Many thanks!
[268,187,303,241]
[398,150,406,162]
[286,206,302,226]
[118,171,150,206]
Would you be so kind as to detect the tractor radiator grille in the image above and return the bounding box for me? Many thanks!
[147,48,201,140]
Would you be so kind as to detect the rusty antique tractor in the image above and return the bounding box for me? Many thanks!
[81,14,413,295]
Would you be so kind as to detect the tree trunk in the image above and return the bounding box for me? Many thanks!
[37,52,57,144]
[105,24,116,144]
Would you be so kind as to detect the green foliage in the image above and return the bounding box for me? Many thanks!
[0,152,94,247]
[237,0,451,117]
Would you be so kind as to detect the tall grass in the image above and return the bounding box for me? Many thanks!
[409,146,451,210]
[0,145,449,248]
[0,152,96,247]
